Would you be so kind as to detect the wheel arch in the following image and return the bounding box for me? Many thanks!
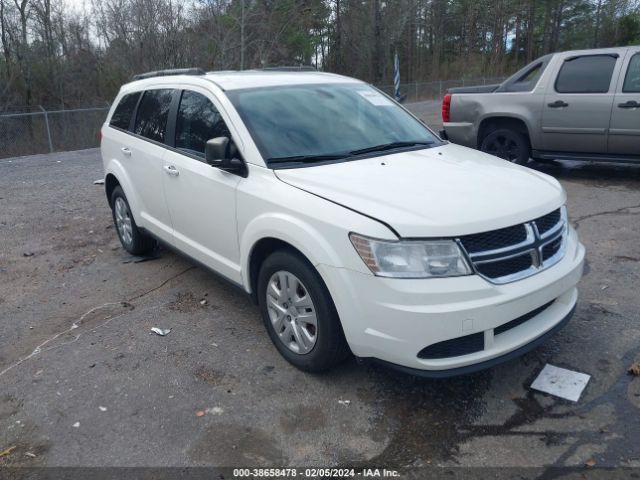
[105,173,120,208]
[246,237,308,303]
[477,115,531,149]
[102,163,143,226]
[240,213,364,300]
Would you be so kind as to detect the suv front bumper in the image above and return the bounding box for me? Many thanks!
[318,227,585,376]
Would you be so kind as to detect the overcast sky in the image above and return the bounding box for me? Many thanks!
[63,0,91,15]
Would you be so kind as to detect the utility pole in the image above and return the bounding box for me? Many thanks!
[240,0,245,70]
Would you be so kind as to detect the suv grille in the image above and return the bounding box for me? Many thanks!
[459,224,527,254]
[535,209,561,236]
[458,207,567,284]
[475,253,533,279]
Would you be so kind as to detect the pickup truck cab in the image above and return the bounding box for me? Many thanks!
[442,46,640,165]
[101,68,584,377]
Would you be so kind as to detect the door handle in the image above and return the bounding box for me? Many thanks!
[163,165,179,177]
[618,100,639,109]
[121,147,132,156]
[548,100,569,108]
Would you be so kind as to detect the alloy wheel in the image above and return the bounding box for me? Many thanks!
[114,197,133,247]
[484,134,520,162]
[266,271,318,354]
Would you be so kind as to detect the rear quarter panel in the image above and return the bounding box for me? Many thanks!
[447,55,561,149]
[100,125,144,223]
[449,91,545,148]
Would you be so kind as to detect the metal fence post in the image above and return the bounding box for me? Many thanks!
[39,105,54,153]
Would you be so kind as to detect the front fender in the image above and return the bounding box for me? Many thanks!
[239,212,354,293]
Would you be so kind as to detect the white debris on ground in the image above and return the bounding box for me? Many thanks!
[151,327,171,336]
[530,364,591,402]
[93,179,105,185]
[338,399,351,406]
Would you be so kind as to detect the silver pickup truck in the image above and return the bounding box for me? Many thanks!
[441,46,640,165]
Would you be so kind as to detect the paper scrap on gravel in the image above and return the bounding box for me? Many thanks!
[151,327,171,336]
[531,364,590,402]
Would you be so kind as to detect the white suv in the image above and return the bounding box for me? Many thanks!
[101,68,585,377]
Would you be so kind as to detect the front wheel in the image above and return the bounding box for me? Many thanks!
[480,128,531,165]
[257,250,350,372]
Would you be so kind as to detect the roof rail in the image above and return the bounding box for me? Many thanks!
[131,68,207,81]
[260,66,317,72]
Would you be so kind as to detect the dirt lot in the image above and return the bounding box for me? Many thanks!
[1,103,640,475]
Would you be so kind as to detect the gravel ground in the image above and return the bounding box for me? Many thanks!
[1,104,639,475]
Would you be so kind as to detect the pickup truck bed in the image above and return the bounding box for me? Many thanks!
[442,46,640,165]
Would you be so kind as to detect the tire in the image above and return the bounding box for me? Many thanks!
[110,186,156,255]
[480,128,531,165]
[257,249,350,372]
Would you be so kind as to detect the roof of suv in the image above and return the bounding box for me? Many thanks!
[125,70,363,92]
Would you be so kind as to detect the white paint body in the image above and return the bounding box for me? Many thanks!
[101,71,585,374]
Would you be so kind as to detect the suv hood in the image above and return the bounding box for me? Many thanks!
[275,143,565,238]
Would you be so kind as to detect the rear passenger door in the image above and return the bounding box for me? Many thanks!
[127,88,176,241]
[541,54,620,153]
[608,48,640,155]
[162,88,243,284]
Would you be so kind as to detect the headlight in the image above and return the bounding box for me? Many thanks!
[350,233,472,278]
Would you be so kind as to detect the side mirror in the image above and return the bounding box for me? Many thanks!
[205,137,247,177]
[205,137,230,166]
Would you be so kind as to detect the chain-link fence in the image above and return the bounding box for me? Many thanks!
[376,76,506,103]
[0,76,506,160]
[0,105,110,160]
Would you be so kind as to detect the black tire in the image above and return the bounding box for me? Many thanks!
[480,128,531,165]
[110,186,156,255]
[257,249,350,372]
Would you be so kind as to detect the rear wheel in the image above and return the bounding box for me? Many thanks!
[480,128,530,165]
[110,186,156,255]
[257,250,350,372]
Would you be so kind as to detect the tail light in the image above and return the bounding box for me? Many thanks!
[441,94,452,123]
[97,129,103,144]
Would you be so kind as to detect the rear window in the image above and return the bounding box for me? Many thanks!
[507,63,543,92]
[110,92,140,130]
[134,89,174,143]
[555,55,617,94]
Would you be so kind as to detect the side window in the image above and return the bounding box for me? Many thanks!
[175,90,231,157]
[110,92,140,130]
[623,54,640,93]
[134,89,174,143]
[555,55,617,94]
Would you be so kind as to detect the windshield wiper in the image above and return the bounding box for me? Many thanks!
[267,153,352,165]
[349,141,434,156]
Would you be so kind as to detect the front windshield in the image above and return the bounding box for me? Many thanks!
[226,83,441,166]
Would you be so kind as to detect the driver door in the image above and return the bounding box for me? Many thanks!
[608,48,640,155]
[162,88,243,284]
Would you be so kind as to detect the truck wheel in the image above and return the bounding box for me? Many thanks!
[110,186,156,255]
[257,249,350,372]
[480,128,531,165]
